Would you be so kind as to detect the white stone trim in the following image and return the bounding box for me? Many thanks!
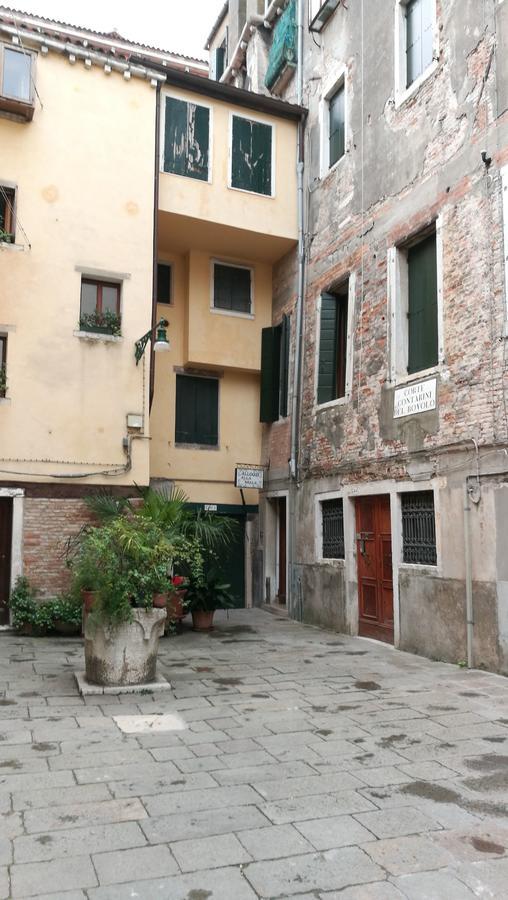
[0,488,24,622]
[314,489,346,565]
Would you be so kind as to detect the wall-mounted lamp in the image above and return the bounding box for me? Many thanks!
[134,318,170,365]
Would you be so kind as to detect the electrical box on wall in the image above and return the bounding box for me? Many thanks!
[127,414,144,431]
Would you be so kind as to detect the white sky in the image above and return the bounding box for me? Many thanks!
[8,0,226,60]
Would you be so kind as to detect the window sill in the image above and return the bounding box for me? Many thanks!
[394,60,439,109]
[319,151,347,184]
[391,365,442,388]
[174,442,220,451]
[73,330,123,344]
[315,395,349,412]
[160,168,212,186]
[0,397,11,405]
[0,242,24,253]
[316,557,345,566]
[228,184,275,200]
[399,562,438,576]
[210,307,254,321]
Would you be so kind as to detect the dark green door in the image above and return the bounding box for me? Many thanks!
[215,515,245,609]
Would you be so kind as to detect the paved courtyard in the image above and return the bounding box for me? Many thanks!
[0,609,508,899]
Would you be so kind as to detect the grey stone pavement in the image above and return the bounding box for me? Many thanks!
[1,609,508,900]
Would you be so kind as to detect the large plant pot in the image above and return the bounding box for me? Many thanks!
[164,590,187,633]
[81,590,98,637]
[191,609,215,632]
[152,592,168,609]
[84,608,166,686]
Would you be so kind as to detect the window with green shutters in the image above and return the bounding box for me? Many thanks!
[317,287,349,405]
[329,83,345,167]
[260,314,291,423]
[213,263,252,314]
[163,96,210,182]
[407,232,438,375]
[231,115,273,196]
[175,375,219,446]
[406,0,434,87]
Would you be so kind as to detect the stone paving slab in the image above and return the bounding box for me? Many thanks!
[1,609,508,898]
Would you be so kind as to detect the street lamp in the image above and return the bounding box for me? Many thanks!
[134,318,170,365]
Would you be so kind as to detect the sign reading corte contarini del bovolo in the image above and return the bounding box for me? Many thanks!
[393,377,437,419]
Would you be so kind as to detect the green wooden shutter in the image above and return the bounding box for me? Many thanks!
[407,233,438,375]
[260,326,281,423]
[317,293,339,404]
[164,97,209,182]
[329,85,345,167]
[213,264,251,313]
[232,116,272,195]
[279,314,290,418]
[175,375,218,445]
[213,46,225,81]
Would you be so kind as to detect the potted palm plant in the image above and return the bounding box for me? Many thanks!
[185,565,236,632]
[73,517,177,686]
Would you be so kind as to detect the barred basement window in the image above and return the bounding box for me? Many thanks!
[321,498,344,560]
[401,491,437,565]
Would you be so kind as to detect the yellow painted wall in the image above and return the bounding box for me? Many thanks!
[0,51,155,485]
[158,86,298,244]
[150,248,263,506]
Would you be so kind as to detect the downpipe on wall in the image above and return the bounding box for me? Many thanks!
[288,0,306,621]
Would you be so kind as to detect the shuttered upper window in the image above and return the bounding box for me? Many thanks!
[175,374,219,446]
[406,0,434,87]
[163,96,210,182]
[317,287,349,405]
[157,263,172,305]
[407,232,438,375]
[329,83,345,168]
[231,115,273,196]
[260,315,290,423]
[213,263,252,315]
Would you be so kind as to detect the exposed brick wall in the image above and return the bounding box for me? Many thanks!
[22,499,97,599]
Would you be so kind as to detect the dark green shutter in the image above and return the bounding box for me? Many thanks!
[175,375,218,445]
[317,293,339,404]
[213,47,225,81]
[232,116,272,196]
[279,314,290,418]
[164,97,209,182]
[407,233,438,375]
[329,85,345,166]
[157,264,171,304]
[214,264,251,313]
[260,326,281,423]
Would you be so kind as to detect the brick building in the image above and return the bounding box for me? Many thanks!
[211,0,508,673]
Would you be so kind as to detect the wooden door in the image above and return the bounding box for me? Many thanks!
[356,495,394,643]
[277,498,287,604]
[0,499,13,625]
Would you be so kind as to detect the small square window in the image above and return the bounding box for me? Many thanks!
[0,335,7,398]
[321,498,344,560]
[79,278,121,335]
[401,491,437,565]
[175,374,219,447]
[157,263,172,304]
[231,115,273,196]
[213,263,251,314]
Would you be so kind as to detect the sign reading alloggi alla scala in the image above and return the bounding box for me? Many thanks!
[393,377,437,419]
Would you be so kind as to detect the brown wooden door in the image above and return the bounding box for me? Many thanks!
[277,498,287,605]
[0,499,13,625]
[356,495,394,644]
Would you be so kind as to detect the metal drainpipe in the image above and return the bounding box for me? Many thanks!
[288,0,306,619]
[463,480,474,669]
[149,81,162,412]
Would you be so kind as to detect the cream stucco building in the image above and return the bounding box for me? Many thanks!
[0,7,302,620]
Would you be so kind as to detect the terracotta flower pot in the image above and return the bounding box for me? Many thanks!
[81,590,98,636]
[191,609,215,632]
[152,592,169,609]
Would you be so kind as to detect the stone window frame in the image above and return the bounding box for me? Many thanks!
[313,271,356,411]
[314,490,346,566]
[387,215,445,387]
[209,258,255,321]
[394,0,439,108]
[396,484,441,574]
[319,65,348,179]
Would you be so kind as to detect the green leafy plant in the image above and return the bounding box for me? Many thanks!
[79,310,122,336]
[0,228,13,244]
[9,577,81,634]
[9,576,39,630]
[184,564,236,613]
